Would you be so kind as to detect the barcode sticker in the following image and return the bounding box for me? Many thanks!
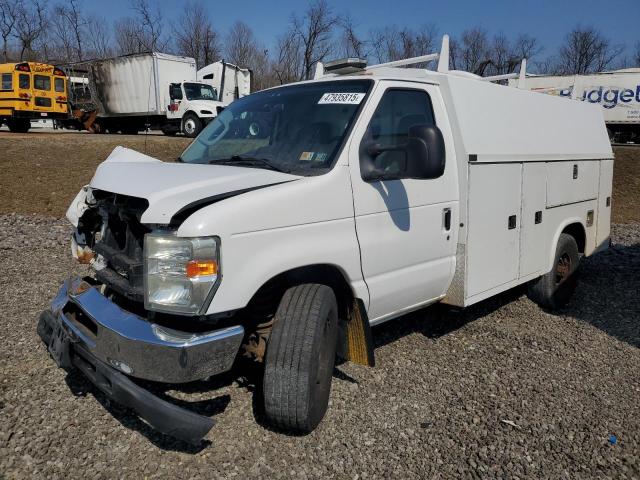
[318,93,365,105]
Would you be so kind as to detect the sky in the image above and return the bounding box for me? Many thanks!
[84,0,640,61]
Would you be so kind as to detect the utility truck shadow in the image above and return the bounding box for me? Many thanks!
[372,286,526,349]
[372,180,410,231]
[560,242,640,348]
[64,369,232,453]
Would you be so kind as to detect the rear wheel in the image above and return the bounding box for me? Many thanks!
[527,233,580,309]
[263,284,339,433]
[7,119,30,133]
[182,113,202,138]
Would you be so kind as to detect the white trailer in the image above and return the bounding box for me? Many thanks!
[40,35,613,443]
[66,53,236,137]
[509,68,640,143]
[197,60,251,104]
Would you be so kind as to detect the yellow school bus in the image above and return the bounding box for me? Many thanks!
[0,62,68,132]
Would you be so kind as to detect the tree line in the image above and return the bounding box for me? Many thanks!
[1,0,638,91]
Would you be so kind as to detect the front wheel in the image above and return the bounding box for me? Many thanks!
[263,284,339,433]
[182,113,202,138]
[527,233,580,309]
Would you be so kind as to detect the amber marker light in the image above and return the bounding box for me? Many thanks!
[186,260,218,278]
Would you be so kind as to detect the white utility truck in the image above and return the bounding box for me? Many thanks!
[509,68,640,143]
[38,36,613,444]
[65,53,250,137]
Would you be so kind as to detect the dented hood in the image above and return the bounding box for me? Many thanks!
[89,146,300,224]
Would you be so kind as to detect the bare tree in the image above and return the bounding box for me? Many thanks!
[86,15,112,58]
[0,0,18,62]
[339,15,365,58]
[131,0,166,52]
[115,0,166,55]
[174,1,219,68]
[114,17,143,55]
[633,42,640,67]
[272,29,304,84]
[369,24,438,64]
[292,0,337,80]
[456,27,491,75]
[225,21,258,68]
[556,26,623,74]
[485,32,541,75]
[14,0,48,61]
[50,0,87,62]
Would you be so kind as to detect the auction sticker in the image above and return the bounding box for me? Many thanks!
[318,93,365,104]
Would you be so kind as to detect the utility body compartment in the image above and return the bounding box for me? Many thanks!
[439,72,613,308]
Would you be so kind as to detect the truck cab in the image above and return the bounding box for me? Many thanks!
[39,36,613,444]
[166,81,224,137]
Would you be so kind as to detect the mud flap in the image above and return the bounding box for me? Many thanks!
[345,299,375,367]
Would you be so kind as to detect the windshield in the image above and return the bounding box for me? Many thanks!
[180,79,372,175]
[184,82,218,101]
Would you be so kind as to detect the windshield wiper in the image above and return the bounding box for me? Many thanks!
[209,155,290,173]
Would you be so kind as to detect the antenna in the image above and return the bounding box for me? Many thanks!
[437,35,449,73]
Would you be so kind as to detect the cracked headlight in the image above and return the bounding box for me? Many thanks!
[144,233,220,315]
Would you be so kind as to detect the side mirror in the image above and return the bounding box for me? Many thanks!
[360,124,446,182]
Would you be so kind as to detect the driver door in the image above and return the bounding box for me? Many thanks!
[167,83,185,120]
[348,81,459,323]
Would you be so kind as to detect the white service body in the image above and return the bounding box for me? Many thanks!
[70,65,614,324]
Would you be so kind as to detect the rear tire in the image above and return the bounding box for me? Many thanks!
[7,119,30,133]
[263,284,339,433]
[527,233,580,309]
[182,113,202,138]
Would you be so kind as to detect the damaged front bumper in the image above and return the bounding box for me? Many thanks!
[37,277,244,443]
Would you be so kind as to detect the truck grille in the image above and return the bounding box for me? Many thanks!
[91,191,150,302]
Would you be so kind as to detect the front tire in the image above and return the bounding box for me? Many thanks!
[263,284,339,433]
[527,233,580,309]
[182,113,202,138]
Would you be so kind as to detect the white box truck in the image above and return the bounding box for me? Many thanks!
[38,36,613,443]
[509,68,640,143]
[66,53,250,137]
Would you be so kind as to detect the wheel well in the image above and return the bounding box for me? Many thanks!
[562,222,586,253]
[244,264,355,323]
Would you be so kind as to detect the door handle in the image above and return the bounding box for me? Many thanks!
[443,208,451,231]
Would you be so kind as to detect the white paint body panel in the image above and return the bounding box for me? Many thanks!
[519,163,547,278]
[466,163,521,297]
[596,160,614,248]
[546,161,599,207]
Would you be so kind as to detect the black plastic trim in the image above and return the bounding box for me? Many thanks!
[37,310,214,444]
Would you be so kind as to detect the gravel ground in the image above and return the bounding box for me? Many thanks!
[1,215,639,479]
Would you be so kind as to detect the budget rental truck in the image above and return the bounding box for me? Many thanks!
[38,35,613,443]
[509,68,640,143]
[65,53,250,137]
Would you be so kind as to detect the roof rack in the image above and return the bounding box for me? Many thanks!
[314,34,527,88]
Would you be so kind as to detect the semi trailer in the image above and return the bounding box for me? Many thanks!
[64,53,250,137]
[509,68,640,143]
[38,35,613,443]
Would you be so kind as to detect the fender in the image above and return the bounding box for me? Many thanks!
[546,216,586,273]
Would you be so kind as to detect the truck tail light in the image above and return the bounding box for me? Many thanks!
[168,103,179,112]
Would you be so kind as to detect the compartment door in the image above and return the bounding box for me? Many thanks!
[519,163,547,278]
[467,163,522,297]
[596,160,613,248]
